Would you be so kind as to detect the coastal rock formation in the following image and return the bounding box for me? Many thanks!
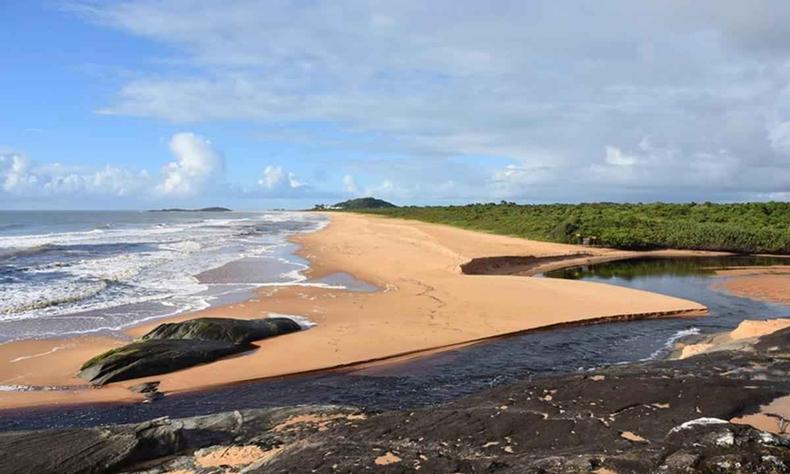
[0,405,360,474]
[15,326,790,473]
[78,339,245,386]
[79,317,303,385]
[141,317,301,345]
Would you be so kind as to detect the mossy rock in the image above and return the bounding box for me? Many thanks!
[140,317,301,344]
[79,317,304,385]
[79,339,244,386]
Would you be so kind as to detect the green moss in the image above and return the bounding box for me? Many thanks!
[80,346,140,370]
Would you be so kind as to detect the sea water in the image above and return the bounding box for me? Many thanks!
[0,210,328,342]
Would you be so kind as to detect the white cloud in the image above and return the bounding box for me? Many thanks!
[258,165,305,191]
[93,166,150,197]
[258,165,284,189]
[342,174,358,194]
[158,132,223,196]
[604,146,637,166]
[63,1,790,202]
[0,152,151,198]
[0,154,35,193]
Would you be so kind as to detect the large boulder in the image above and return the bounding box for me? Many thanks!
[141,317,301,344]
[78,339,244,386]
[79,317,304,385]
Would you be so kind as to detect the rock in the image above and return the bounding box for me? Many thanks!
[0,406,359,474]
[141,317,301,345]
[661,451,700,471]
[79,339,246,385]
[129,381,160,394]
[15,326,790,473]
[79,318,303,385]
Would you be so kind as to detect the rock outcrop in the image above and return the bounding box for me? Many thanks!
[0,406,360,474]
[141,317,301,345]
[11,326,790,473]
[78,317,303,386]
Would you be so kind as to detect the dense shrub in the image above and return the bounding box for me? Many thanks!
[350,202,790,254]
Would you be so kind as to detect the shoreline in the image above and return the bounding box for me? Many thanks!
[710,266,790,306]
[0,213,716,410]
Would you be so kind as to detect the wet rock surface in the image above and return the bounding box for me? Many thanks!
[6,328,789,473]
[78,317,302,385]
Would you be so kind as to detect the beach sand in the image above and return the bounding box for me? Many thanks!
[0,213,709,409]
[711,266,790,306]
[675,318,790,360]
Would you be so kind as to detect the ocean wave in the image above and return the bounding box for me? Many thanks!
[0,211,328,339]
[0,280,109,318]
[0,243,58,260]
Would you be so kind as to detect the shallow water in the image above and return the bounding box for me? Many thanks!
[1,255,787,431]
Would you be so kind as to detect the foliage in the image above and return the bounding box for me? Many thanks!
[330,197,397,209]
[349,202,790,254]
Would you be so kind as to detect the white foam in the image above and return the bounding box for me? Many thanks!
[0,211,328,340]
[643,327,701,360]
[9,345,70,363]
[269,313,317,330]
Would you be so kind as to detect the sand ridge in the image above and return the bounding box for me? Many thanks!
[0,213,708,409]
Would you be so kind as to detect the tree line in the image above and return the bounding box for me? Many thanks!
[350,202,790,254]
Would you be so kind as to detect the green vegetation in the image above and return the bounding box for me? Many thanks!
[349,202,790,254]
[322,197,397,209]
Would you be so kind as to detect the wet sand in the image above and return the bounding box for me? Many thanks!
[0,213,709,409]
[712,266,790,305]
[674,318,790,359]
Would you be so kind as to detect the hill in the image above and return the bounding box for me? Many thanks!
[332,197,396,209]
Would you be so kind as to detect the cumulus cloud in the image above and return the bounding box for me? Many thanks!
[158,132,223,196]
[0,154,35,193]
[258,165,304,191]
[0,152,150,198]
[67,1,790,202]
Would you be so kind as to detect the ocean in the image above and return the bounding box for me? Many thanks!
[0,210,328,343]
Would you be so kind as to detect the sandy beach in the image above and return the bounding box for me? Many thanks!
[0,212,710,409]
[711,265,790,306]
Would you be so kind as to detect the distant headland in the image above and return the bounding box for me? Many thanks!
[147,207,232,212]
[312,197,396,210]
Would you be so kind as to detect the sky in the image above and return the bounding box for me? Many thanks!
[1,1,789,210]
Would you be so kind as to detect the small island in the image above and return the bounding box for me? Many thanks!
[148,207,232,212]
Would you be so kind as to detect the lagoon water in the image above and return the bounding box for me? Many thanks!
[0,210,327,343]
[2,254,787,430]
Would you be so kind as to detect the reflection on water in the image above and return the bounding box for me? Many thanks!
[545,255,789,280]
[2,256,788,431]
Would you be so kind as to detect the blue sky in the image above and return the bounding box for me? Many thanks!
[1,1,789,209]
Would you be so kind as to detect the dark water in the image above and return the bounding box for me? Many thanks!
[1,256,787,431]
